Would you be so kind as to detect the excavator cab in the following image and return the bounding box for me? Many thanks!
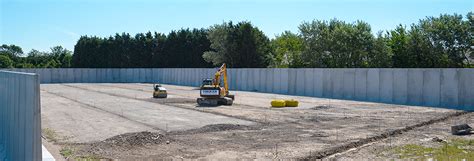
[197,64,234,106]
[201,79,213,87]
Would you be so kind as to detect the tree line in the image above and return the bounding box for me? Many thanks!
[1,12,472,68]
[0,45,72,68]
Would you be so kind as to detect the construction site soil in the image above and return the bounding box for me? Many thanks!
[39,83,472,160]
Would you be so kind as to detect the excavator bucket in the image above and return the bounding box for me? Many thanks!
[451,124,472,135]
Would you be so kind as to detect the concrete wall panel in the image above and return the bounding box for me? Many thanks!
[246,69,253,91]
[186,69,192,86]
[132,69,139,83]
[59,68,68,83]
[104,68,111,83]
[440,69,459,108]
[151,69,158,82]
[104,69,111,83]
[331,69,344,99]
[194,69,202,86]
[322,69,332,98]
[295,69,305,96]
[271,69,279,93]
[118,69,125,83]
[304,69,315,96]
[241,69,248,91]
[0,70,42,161]
[43,68,52,83]
[177,69,183,85]
[138,69,145,83]
[367,69,380,102]
[125,69,134,83]
[280,68,289,94]
[50,68,59,83]
[253,69,260,92]
[257,69,265,92]
[165,69,170,84]
[407,69,424,105]
[393,69,408,104]
[181,69,186,86]
[343,69,356,99]
[423,69,441,106]
[160,69,166,84]
[90,69,98,83]
[111,69,120,83]
[313,69,323,97]
[265,68,273,93]
[97,69,105,83]
[79,68,88,83]
[227,69,235,90]
[66,69,75,83]
[459,69,474,110]
[379,69,393,103]
[354,69,368,100]
[145,69,152,83]
[287,69,297,95]
[72,69,80,83]
[94,69,101,83]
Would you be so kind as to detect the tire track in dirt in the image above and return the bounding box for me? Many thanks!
[301,111,471,160]
[61,84,264,124]
[42,90,165,132]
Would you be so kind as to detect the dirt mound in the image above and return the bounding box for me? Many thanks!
[75,132,172,158]
[101,131,168,147]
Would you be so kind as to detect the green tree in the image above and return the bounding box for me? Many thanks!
[388,25,414,67]
[203,21,272,67]
[389,13,471,68]
[418,13,471,67]
[299,19,375,68]
[468,12,474,64]
[368,32,392,67]
[0,44,23,57]
[50,46,73,68]
[270,31,304,68]
[0,55,13,68]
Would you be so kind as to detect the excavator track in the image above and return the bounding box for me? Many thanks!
[197,97,233,106]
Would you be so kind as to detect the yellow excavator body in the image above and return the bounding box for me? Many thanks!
[197,63,234,106]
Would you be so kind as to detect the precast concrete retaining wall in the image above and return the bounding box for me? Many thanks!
[3,68,473,110]
[0,70,42,161]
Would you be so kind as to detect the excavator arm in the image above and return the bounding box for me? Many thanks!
[213,63,228,95]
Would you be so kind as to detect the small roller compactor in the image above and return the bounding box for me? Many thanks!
[153,84,167,98]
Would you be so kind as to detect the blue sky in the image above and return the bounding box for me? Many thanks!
[1,0,472,53]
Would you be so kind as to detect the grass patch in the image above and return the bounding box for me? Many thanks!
[60,146,74,158]
[390,138,474,160]
[42,128,58,142]
[74,155,102,161]
[60,146,104,160]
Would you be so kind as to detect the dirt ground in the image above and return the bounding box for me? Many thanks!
[39,83,472,160]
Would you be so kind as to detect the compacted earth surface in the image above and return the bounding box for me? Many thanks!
[39,83,472,160]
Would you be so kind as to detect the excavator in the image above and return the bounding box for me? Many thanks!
[197,63,234,106]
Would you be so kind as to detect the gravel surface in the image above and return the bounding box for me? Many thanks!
[40,83,467,160]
